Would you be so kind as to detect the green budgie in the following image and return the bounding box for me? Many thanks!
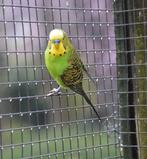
[45,29,101,120]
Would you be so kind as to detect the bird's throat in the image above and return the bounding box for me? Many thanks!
[49,43,66,57]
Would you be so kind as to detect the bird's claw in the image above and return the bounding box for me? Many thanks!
[46,87,61,96]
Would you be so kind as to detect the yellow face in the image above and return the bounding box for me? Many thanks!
[48,29,66,56]
[49,29,63,48]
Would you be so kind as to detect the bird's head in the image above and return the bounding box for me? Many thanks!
[49,29,63,47]
[48,29,66,56]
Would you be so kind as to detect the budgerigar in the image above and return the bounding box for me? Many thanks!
[45,29,101,120]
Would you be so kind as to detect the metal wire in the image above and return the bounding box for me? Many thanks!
[0,0,120,159]
[114,0,147,159]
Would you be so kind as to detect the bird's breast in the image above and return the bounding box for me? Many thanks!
[47,54,69,79]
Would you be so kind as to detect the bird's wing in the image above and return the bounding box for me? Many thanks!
[74,50,96,85]
[60,50,101,120]
[60,50,84,94]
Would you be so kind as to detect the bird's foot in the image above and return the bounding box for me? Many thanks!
[47,86,61,96]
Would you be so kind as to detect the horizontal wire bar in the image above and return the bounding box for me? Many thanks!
[118,90,147,94]
[120,104,147,108]
[0,127,118,139]
[121,145,147,148]
[1,49,147,55]
[118,118,147,120]
[1,130,118,148]
[0,35,114,39]
[0,63,116,70]
[0,116,118,133]
[115,21,147,27]
[0,20,114,25]
[114,7,147,13]
[0,102,117,117]
[120,132,147,134]
[1,63,147,72]
[1,19,147,28]
[21,144,119,159]
[1,34,147,42]
[0,49,114,54]
[0,76,116,86]
[0,89,117,102]
[1,3,147,14]
[118,77,147,80]
[0,3,113,12]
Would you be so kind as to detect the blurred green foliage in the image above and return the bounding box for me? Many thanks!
[1,120,119,159]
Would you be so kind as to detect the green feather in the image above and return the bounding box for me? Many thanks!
[45,45,70,88]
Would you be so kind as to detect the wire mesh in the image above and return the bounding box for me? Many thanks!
[114,0,147,159]
[0,0,120,159]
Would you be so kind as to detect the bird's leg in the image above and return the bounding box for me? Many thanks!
[47,86,61,96]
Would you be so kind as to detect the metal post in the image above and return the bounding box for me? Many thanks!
[114,0,138,158]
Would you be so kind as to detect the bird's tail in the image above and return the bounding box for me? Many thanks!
[81,91,101,120]
[69,84,101,120]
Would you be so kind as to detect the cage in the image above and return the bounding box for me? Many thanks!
[0,0,147,159]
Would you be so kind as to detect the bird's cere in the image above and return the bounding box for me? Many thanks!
[53,39,60,44]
